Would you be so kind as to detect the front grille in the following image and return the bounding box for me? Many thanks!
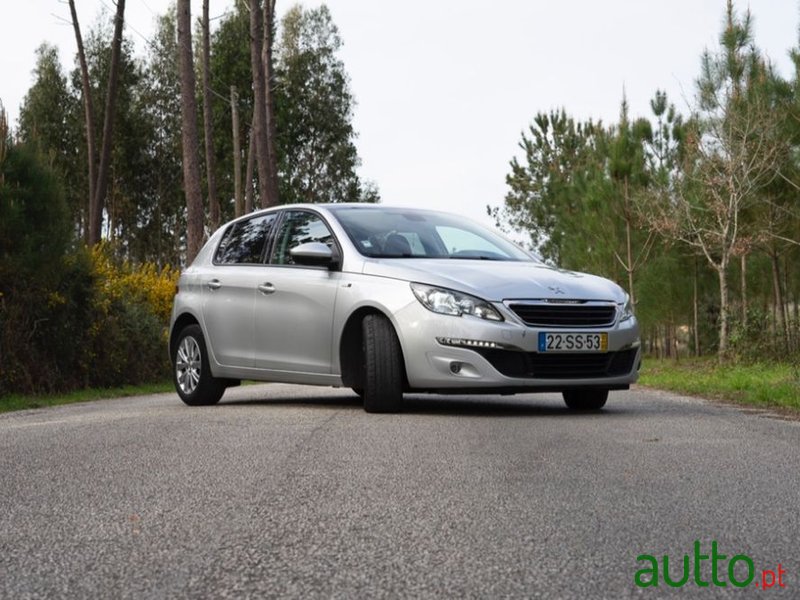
[507,303,617,327]
[475,348,637,379]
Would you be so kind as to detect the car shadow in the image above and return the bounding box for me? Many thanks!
[402,395,625,417]
[222,392,631,418]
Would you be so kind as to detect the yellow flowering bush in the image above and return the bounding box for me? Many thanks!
[74,244,177,387]
[90,243,178,325]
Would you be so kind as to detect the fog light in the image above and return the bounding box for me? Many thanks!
[450,362,462,374]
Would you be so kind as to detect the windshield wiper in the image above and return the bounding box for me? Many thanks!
[448,255,505,261]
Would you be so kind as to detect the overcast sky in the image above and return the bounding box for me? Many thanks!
[1,1,798,227]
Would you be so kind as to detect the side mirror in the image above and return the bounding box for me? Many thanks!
[290,242,339,269]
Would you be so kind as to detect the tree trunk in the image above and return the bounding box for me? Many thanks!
[90,0,126,246]
[178,0,205,263]
[770,250,787,350]
[249,0,272,208]
[623,177,635,306]
[231,86,243,218]
[693,258,700,356]
[740,253,747,328]
[795,293,799,353]
[263,0,280,205]
[202,0,220,231]
[68,0,97,244]
[717,260,730,359]
[0,107,7,183]
[244,126,255,214]
[786,255,795,350]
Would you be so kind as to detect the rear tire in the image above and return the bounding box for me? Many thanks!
[563,389,608,411]
[362,315,404,413]
[173,325,225,406]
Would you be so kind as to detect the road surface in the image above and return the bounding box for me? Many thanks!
[1,384,797,598]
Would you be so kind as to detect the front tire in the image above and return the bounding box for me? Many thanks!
[173,324,225,406]
[362,315,404,413]
[563,389,608,411]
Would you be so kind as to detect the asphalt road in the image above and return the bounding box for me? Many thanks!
[1,384,798,599]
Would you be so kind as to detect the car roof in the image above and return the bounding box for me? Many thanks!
[228,203,451,224]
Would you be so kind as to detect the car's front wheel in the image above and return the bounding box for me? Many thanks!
[173,324,225,406]
[563,389,608,411]
[362,314,404,413]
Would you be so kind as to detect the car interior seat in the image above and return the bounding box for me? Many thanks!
[384,233,412,256]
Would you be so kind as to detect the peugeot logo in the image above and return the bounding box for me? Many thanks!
[548,286,565,295]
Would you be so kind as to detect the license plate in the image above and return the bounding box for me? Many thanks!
[538,332,608,353]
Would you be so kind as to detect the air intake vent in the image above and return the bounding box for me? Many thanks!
[507,303,616,328]
[475,348,637,379]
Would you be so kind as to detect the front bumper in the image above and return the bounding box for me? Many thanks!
[393,300,641,392]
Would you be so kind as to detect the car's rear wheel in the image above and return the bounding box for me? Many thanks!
[563,389,608,411]
[173,324,225,406]
[362,315,404,413]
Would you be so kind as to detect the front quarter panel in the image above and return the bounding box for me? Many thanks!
[331,274,417,376]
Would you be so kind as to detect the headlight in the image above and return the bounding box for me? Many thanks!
[619,294,635,322]
[410,283,503,321]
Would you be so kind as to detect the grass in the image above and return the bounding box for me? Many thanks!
[0,381,173,414]
[640,357,800,411]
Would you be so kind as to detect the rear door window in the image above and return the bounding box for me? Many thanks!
[215,213,277,264]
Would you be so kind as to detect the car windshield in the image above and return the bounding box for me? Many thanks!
[329,206,534,261]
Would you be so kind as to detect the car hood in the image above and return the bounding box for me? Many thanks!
[361,259,626,303]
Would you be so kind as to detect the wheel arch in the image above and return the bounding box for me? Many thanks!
[339,306,408,390]
[170,312,201,358]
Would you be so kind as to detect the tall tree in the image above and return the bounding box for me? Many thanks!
[604,95,654,306]
[276,4,370,203]
[209,3,253,219]
[263,0,281,205]
[90,0,127,245]
[0,103,7,185]
[201,0,220,230]
[211,3,375,208]
[489,110,603,268]
[18,45,83,232]
[139,6,185,265]
[249,0,274,208]
[177,0,205,262]
[70,14,148,255]
[67,0,97,242]
[753,62,800,347]
[643,1,783,357]
[230,86,244,217]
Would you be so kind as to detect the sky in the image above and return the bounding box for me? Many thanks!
[1,0,798,228]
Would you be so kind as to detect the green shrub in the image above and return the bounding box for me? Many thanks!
[728,307,789,364]
[0,143,174,396]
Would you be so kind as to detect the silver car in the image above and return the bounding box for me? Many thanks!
[169,204,640,412]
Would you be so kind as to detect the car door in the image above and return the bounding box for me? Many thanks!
[201,212,277,368]
[253,210,341,373]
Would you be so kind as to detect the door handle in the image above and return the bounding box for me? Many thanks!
[207,279,222,290]
[258,282,276,295]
